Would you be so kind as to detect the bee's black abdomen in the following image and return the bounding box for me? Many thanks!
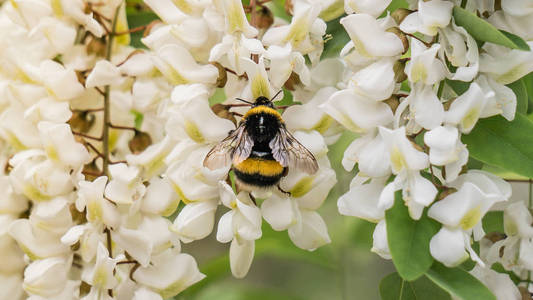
[233,168,284,188]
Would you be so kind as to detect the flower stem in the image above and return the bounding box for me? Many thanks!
[102,3,122,177]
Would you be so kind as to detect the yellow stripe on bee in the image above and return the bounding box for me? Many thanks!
[235,158,284,176]
[243,106,283,122]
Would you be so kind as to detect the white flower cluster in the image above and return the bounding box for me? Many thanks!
[142,0,338,279]
[0,0,341,298]
[327,0,533,298]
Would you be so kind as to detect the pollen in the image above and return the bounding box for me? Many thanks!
[235,158,284,176]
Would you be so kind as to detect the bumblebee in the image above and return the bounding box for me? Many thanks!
[203,94,318,193]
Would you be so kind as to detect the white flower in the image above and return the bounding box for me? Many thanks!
[371,220,391,259]
[379,126,428,175]
[23,257,69,297]
[321,90,394,133]
[288,209,331,251]
[470,265,521,300]
[76,177,120,229]
[405,83,444,130]
[475,74,517,121]
[104,163,145,205]
[438,22,479,82]
[39,60,84,101]
[209,34,264,75]
[37,121,90,169]
[399,0,453,36]
[344,0,392,17]
[114,216,177,267]
[264,44,310,89]
[221,0,258,38]
[85,60,124,88]
[429,227,469,267]
[348,58,396,101]
[479,42,533,84]
[151,44,219,85]
[82,243,122,300]
[405,39,446,85]
[171,200,218,243]
[263,3,325,56]
[140,177,179,217]
[338,176,387,222]
[340,14,404,59]
[132,248,205,299]
[217,181,262,243]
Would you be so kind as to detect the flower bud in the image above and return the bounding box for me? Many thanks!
[87,37,106,57]
[393,59,408,83]
[211,62,227,88]
[129,130,153,154]
[256,6,274,30]
[69,111,95,133]
[82,161,101,181]
[386,27,409,54]
[383,95,400,113]
[391,8,412,25]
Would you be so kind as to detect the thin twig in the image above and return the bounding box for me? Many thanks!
[114,25,147,36]
[73,131,102,141]
[71,107,104,113]
[95,87,106,97]
[108,123,136,131]
[85,142,104,157]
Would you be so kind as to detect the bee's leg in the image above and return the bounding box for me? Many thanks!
[249,192,257,205]
[277,185,291,197]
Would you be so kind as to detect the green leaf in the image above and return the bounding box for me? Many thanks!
[452,6,530,51]
[482,211,504,233]
[426,262,496,300]
[507,79,528,114]
[386,192,440,281]
[380,272,451,300]
[523,72,533,114]
[445,79,470,96]
[126,11,158,48]
[462,114,533,178]
[266,0,291,22]
[500,30,531,51]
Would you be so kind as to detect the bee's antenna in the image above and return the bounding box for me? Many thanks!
[235,98,253,105]
[271,90,283,102]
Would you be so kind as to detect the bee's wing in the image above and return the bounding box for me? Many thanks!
[203,122,254,170]
[269,126,319,174]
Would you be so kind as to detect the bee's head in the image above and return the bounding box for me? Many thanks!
[253,96,273,108]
